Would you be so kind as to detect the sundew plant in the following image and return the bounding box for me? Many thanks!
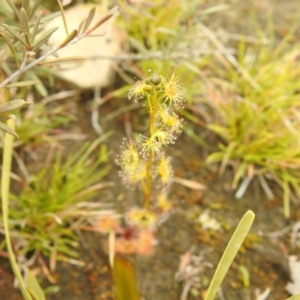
[117,73,184,215]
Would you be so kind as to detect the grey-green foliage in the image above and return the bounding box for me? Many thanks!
[0,0,114,137]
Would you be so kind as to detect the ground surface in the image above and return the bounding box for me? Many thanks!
[1,0,300,299]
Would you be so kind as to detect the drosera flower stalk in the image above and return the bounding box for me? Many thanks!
[117,73,185,214]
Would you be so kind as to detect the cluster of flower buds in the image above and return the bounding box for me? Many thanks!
[116,73,185,213]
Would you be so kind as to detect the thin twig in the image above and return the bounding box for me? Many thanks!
[86,48,236,61]
[0,8,118,89]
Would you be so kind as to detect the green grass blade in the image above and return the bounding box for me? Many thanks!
[1,118,33,300]
[284,294,300,300]
[26,268,46,300]
[204,210,255,300]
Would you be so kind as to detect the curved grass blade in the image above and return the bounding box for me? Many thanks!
[5,80,40,88]
[204,210,255,300]
[0,120,18,137]
[25,268,46,300]
[2,118,32,300]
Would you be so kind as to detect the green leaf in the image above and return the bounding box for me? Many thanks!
[1,24,27,47]
[113,255,140,300]
[2,119,32,300]
[86,13,113,35]
[5,80,40,88]
[57,0,69,36]
[0,121,18,137]
[204,210,255,300]
[31,10,43,42]
[59,29,77,48]
[77,19,85,37]
[6,0,20,20]
[32,27,58,51]
[29,0,41,19]
[20,8,30,36]
[25,268,46,300]
[0,100,30,114]
[0,33,20,67]
[82,7,96,34]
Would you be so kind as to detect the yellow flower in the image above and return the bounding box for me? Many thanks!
[163,74,184,107]
[158,109,183,134]
[117,141,140,172]
[126,208,157,229]
[156,155,173,186]
[138,131,168,155]
[117,141,147,185]
[128,80,153,102]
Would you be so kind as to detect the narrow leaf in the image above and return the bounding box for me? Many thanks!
[5,80,40,88]
[0,33,20,67]
[25,268,46,300]
[0,121,18,137]
[24,32,31,48]
[29,0,41,19]
[2,118,33,300]
[32,27,58,51]
[77,19,85,37]
[85,13,113,35]
[82,7,96,34]
[31,10,43,42]
[6,0,20,20]
[59,29,77,48]
[20,8,30,36]
[113,255,140,300]
[204,210,255,300]
[57,0,69,36]
[1,24,28,47]
[0,100,31,114]
[40,11,61,23]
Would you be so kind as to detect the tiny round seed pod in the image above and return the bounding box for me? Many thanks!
[143,84,154,92]
[150,75,161,85]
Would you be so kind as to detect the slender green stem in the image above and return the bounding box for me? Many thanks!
[144,94,158,208]
[2,118,32,300]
